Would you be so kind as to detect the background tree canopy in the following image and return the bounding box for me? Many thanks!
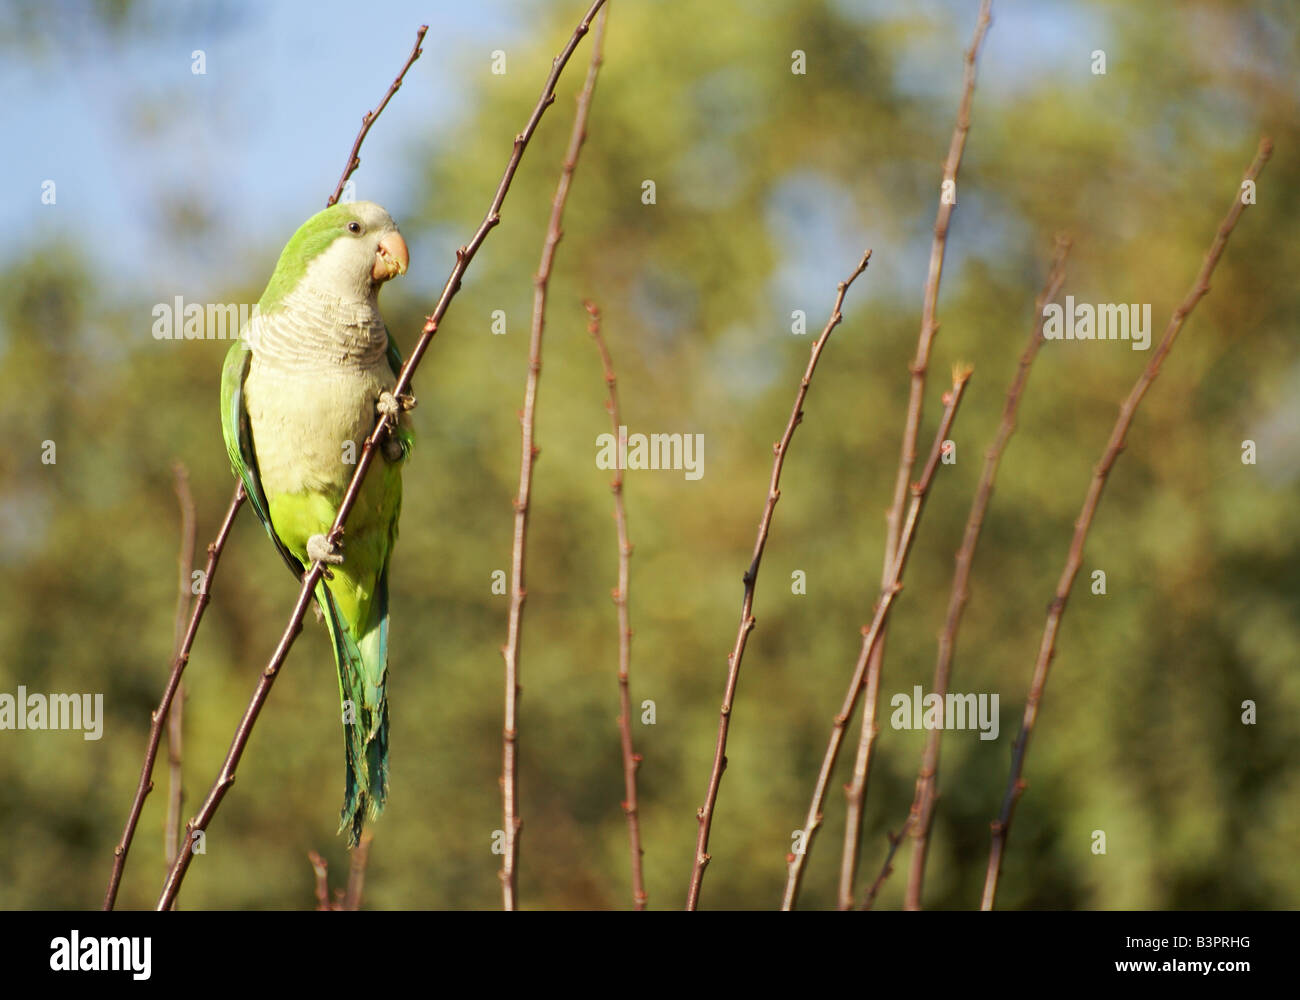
[1,0,1297,909]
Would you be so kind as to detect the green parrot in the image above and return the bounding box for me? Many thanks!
[220,200,413,846]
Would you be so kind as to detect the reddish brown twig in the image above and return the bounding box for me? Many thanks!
[500,1,608,912]
[343,831,373,911]
[102,481,244,911]
[308,833,372,911]
[840,0,992,912]
[882,0,992,573]
[327,26,428,207]
[687,249,873,910]
[155,0,610,912]
[980,138,1272,910]
[860,823,909,910]
[782,367,972,910]
[897,237,1071,910]
[308,851,333,910]
[164,462,197,891]
[584,299,647,910]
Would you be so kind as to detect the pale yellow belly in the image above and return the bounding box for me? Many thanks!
[243,358,395,502]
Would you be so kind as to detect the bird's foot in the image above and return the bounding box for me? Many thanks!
[307,533,344,568]
[377,389,417,421]
[377,389,415,463]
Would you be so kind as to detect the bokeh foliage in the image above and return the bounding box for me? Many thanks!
[1,0,1297,909]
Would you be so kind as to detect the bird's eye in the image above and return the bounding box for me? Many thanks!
[347,221,363,234]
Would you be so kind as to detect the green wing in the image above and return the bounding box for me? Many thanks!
[385,327,405,381]
[220,338,301,576]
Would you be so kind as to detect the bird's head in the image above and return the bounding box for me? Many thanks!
[259,200,409,312]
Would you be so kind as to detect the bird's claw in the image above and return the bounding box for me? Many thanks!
[377,389,417,421]
[377,389,414,464]
[307,534,344,568]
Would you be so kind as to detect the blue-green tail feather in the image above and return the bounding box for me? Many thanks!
[317,573,390,848]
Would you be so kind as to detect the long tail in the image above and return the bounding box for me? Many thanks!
[317,572,390,847]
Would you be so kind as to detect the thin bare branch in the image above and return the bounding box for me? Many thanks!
[164,462,197,891]
[155,0,611,912]
[860,823,909,910]
[782,366,972,910]
[900,237,1071,910]
[305,835,370,911]
[343,832,373,911]
[500,1,609,911]
[102,482,244,911]
[841,0,992,912]
[585,299,647,910]
[981,138,1272,910]
[882,0,992,574]
[308,851,332,910]
[327,25,428,207]
[688,249,873,910]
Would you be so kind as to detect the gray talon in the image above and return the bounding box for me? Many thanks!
[377,389,416,421]
[307,533,344,566]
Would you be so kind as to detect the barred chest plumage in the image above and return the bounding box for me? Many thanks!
[241,288,395,500]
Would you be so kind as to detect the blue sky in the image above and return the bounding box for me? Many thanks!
[1,0,1102,303]
[1,0,534,296]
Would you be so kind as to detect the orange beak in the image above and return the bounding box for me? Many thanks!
[373,230,409,282]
